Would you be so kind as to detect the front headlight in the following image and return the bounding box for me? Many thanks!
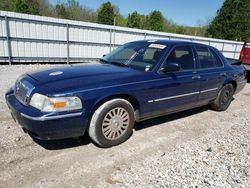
[30,93,82,112]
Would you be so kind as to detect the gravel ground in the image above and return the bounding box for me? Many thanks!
[0,64,249,187]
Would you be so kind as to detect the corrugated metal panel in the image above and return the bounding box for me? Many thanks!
[0,18,6,36]
[0,40,7,56]
[0,10,244,64]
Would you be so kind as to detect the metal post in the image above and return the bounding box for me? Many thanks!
[144,33,147,40]
[112,16,116,51]
[233,44,237,59]
[66,24,69,64]
[113,28,116,48]
[5,15,12,65]
[222,42,225,53]
[113,16,116,26]
[109,29,112,52]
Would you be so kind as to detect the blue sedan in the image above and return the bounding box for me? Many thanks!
[5,40,247,147]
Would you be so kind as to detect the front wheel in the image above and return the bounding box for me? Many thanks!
[88,99,135,147]
[210,83,234,111]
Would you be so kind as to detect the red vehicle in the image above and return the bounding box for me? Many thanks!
[240,42,250,73]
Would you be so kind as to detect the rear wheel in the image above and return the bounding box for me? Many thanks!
[88,99,135,147]
[210,83,234,111]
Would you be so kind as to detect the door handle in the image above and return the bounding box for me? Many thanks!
[192,75,201,80]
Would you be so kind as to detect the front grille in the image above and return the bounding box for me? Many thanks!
[14,79,35,105]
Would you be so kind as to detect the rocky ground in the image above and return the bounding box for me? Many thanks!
[0,64,249,187]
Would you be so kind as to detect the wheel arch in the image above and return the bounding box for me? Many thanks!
[89,93,141,125]
[223,79,237,92]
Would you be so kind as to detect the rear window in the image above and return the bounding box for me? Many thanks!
[226,58,238,65]
[196,46,223,69]
[245,43,250,48]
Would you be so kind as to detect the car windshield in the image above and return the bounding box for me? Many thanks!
[101,41,168,72]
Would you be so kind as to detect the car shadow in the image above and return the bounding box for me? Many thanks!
[34,105,210,150]
[33,133,92,150]
[34,99,241,150]
[134,105,210,131]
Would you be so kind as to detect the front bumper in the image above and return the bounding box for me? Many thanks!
[6,92,88,140]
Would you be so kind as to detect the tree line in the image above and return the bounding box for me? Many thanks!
[0,0,249,41]
[0,0,207,36]
[206,0,250,41]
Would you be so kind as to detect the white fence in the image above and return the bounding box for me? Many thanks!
[0,11,244,64]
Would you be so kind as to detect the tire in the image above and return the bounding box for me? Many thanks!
[210,83,234,111]
[88,99,135,147]
[247,71,250,82]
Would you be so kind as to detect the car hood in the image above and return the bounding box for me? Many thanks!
[27,63,145,93]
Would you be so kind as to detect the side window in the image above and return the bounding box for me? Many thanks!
[166,46,194,70]
[196,46,223,69]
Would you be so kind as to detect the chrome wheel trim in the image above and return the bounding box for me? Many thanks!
[102,107,130,140]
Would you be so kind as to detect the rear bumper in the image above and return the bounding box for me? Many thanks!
[243,63,250,71]
[235,79,247,94]
[6,92,88,140]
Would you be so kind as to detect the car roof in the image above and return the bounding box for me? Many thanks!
[129,39,210,47]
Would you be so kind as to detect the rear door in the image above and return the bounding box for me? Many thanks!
[194,45,226,103]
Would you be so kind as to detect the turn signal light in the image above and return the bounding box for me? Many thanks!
[53,102,66,108]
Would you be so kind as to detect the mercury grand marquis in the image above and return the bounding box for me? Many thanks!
[5,40,247,147]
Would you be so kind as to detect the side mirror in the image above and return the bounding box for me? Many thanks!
[103,54,106,57]
[160,62,180,73]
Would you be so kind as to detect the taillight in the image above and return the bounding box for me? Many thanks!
[239,42,247,61]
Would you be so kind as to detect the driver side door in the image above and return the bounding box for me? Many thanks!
[151,45,201,116]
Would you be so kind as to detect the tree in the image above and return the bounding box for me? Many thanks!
[78,6,97,23]
[0,0,15,11]
[14,0,30,14]
[66,0,81,20]
[54,0,96,22]
[115,14,127,26]
[206,0,250,41]
[145,10,165,31]
[37,0,54,17]
[97,1,114,25]
[127,11,142,28]
[176,26,186,34]
[112,5,126,26]
[55,3,69,19]
[13,0,46,15]
[27,0,40,15]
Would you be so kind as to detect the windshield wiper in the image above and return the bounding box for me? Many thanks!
[109,61,129,67]
[100,58,109,64]
[100,59,129,67]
